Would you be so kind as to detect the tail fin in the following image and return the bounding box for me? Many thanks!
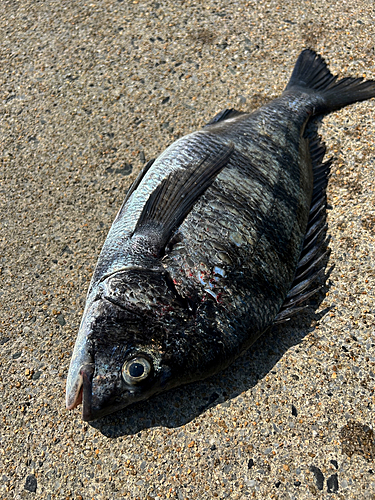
[285,49,375,114]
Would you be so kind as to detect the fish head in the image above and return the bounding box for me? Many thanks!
[66,272,188,421]
[81,341,171,422]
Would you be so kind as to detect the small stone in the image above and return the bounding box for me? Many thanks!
[309,465,324,491]
[31,371,42,380]
[56,313,66,326]
[24,474,37,493]
[327,473,339,493]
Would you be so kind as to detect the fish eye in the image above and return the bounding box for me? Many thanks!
[122,357,152,385]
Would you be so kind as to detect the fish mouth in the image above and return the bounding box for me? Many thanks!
[66,362,115,421]
[66,363,95,419]
[79,363,122,422]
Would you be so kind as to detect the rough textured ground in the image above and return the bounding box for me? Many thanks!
[1,1,375,499]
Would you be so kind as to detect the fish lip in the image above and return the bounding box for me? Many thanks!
[80,364,95,422]
[66,380,83,410]
[66,368,85,410]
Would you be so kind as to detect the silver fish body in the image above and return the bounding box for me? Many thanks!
[66,50,375,420]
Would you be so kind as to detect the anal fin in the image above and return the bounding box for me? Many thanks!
[274,132,332,325]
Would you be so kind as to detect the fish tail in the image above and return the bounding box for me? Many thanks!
[285,49,375,114]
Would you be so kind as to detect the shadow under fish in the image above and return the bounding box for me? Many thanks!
[66,49,375,422]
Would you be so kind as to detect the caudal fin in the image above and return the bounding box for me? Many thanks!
[285,49,375,114]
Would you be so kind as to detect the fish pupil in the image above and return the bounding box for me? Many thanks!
[129,362,144,378]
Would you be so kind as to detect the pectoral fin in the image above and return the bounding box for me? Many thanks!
[133,144,234,247]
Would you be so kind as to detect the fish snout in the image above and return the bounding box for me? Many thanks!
[81,364,129,421]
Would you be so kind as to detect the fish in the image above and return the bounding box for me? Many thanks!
[66,49,375,421]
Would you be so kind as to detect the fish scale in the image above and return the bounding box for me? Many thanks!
[66,49,375,421]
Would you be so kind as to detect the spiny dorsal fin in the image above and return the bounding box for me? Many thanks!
[204,108,246,127]
[133,144,234,247]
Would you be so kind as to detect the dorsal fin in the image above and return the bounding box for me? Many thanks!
[133,144,234,248]
[204,108,246,127]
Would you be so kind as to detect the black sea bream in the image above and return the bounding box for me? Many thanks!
[66,50,375,421]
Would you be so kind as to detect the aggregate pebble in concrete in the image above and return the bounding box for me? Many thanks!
[1,1,375,499]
